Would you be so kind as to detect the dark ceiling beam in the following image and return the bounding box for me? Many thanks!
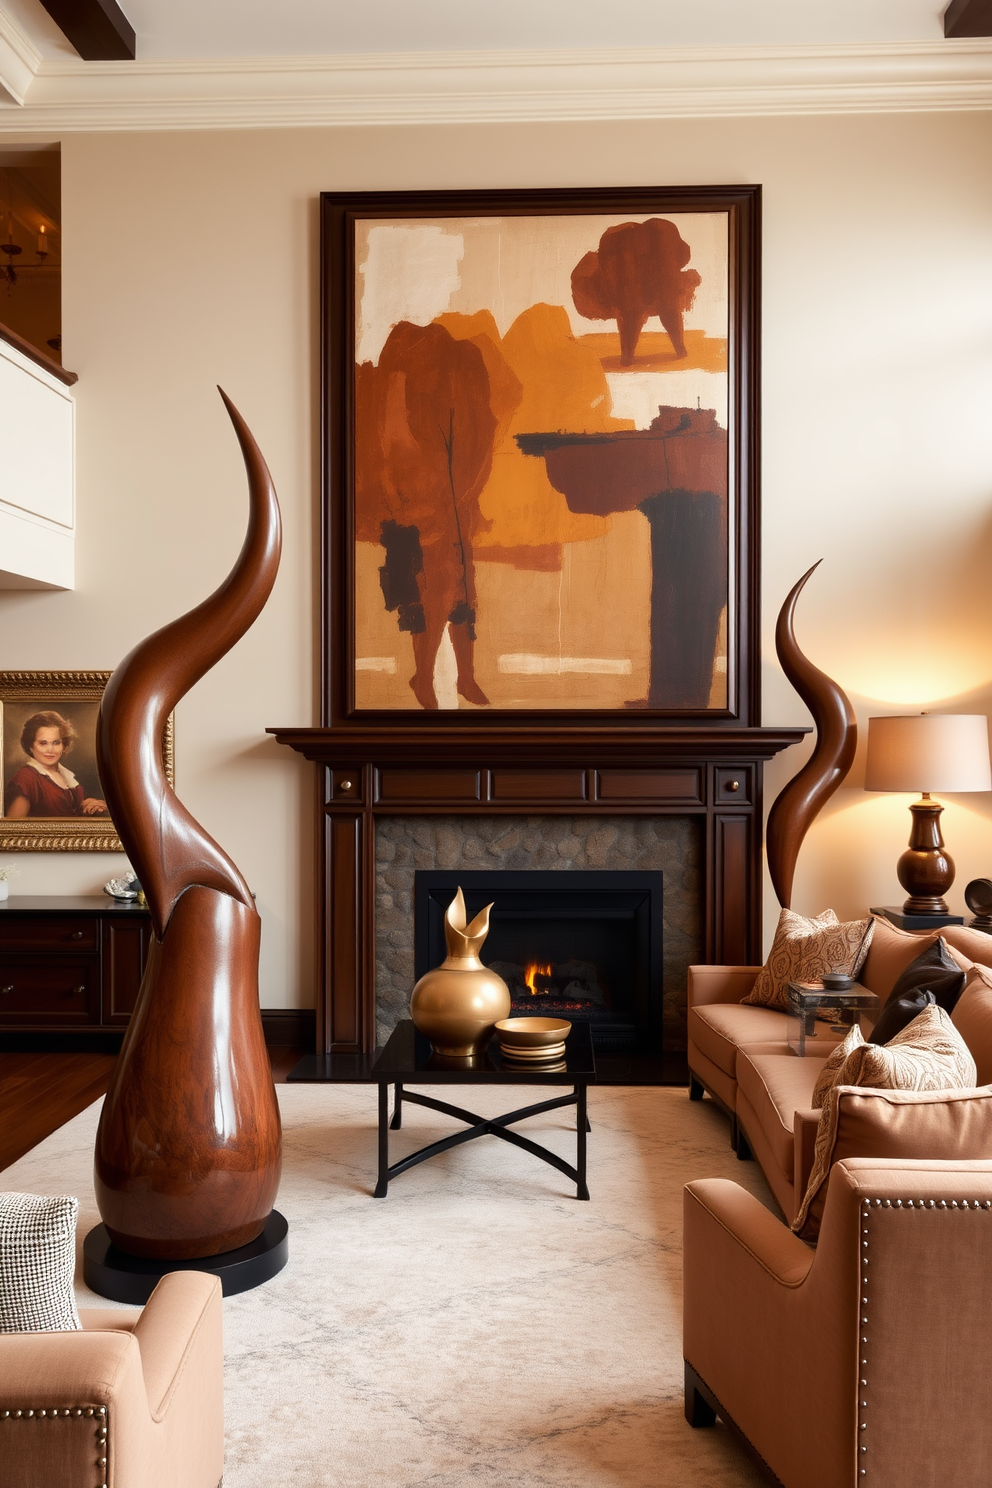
[944,0,992,37]
[37,0,135,61]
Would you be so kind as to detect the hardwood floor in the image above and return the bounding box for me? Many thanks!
[0,1046,306,1173]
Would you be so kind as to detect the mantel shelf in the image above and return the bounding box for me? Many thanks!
[268,724,809,767]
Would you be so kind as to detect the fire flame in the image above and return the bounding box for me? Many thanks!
[523,961,553,996]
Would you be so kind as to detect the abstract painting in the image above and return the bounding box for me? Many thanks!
[324,187,758,717]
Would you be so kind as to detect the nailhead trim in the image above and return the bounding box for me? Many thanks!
[859,1194,992,1475]
[0,1404,108,1485]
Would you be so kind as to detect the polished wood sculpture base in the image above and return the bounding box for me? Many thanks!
[94,887,282,1258]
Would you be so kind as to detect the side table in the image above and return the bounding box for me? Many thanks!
[786,982,880,1056]
[370,1020,596,1199]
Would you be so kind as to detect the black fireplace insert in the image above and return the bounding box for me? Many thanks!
[415,870,664,1052]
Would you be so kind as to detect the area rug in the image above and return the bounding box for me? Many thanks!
[2,1083,775,1487]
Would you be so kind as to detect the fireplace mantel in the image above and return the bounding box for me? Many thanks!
[269,724,807,1053]
[270,725,805,767]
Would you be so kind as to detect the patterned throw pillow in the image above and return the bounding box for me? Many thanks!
[0,1192,81,1333]
[793,1005,978,1241]
[811,1021,866,1109]
[741,908,874,1012]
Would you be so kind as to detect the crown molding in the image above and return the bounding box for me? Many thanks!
[0,7,41,107]
[0,40,991,131]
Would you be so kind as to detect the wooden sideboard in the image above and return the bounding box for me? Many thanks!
[0,896,151,1033]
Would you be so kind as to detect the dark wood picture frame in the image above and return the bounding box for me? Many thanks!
[321,184,761,730]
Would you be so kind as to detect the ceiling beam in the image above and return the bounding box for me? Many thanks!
[37,0,135,61]
[944,0,992,37]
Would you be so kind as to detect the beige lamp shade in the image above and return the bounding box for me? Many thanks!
[864,714,992,794]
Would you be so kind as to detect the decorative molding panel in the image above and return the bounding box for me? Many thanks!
[0,41,991,130]
[0,6,41,106]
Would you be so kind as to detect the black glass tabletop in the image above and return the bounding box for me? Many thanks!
[371,1019,596,1083]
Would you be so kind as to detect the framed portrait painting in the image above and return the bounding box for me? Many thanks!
[322,185,760,724]
[0,671,175,851]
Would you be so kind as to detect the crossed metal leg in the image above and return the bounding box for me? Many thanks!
[375,1082,591,1199]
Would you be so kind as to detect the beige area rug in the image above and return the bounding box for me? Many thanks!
[3,1083,776,1487]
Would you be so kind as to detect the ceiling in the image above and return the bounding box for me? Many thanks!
[0,0,958,61]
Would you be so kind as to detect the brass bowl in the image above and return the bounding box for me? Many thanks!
[500,1041,567,1062]
[495,1017,571,1050]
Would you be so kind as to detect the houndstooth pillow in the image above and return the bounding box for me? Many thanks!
[0,1192,81,1332]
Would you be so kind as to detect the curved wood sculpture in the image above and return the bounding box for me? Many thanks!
[765,561,857,910]
[94,389,283,1259]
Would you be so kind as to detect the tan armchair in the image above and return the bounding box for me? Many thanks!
[0,1271,223,1488]
[684,1157,992,1488]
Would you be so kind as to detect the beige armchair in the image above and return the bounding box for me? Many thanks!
[0,1271,223,1488]
[683,1157,992,1488]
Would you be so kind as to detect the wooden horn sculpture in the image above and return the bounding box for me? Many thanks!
[765,561,857,910]
[93,389,282,1260]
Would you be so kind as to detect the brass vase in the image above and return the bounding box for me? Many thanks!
[410,887,510,1056]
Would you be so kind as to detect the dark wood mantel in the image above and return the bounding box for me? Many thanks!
[270,724,807,1055]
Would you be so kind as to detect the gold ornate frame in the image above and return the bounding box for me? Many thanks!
[0,671,175,852]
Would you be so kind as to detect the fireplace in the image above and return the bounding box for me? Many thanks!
[416,870,664,1052]
[268,723,807,1055]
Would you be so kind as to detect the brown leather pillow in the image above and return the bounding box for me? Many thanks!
[869,988,938,1046]
[859,917,941,1001]
[881,936,966,1014]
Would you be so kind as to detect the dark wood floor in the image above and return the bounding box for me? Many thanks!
[0,1046,305,1174]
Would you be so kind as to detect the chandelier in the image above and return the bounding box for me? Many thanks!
[2,217,51,289]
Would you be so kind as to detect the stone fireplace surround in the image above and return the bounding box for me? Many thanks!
[270,725,806,1056]
[376,816,700,1050]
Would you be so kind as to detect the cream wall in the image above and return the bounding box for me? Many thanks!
[0,111,990,1005]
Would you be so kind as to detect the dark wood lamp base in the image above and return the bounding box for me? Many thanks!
[893,796,958,917]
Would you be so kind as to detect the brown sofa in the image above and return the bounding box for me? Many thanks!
[0,1270,223,1488]
[683,1155,992,1488]
[687,921,992,1222]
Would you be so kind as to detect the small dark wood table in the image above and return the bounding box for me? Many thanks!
[370,1020,596,1200]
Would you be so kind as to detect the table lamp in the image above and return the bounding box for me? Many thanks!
[864,712,992,922]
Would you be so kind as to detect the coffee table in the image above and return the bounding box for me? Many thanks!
[370,1019,596,1199]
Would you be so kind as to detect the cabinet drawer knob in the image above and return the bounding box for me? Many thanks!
[0,985,12,995]
[69,930,85,940]
[70,985,85,997]
[727,779,740,792]
[339,779,353,791]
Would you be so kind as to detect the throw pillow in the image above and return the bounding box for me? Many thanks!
[0,1192,80,1333]
[869,988,937,1046]
[951,963,992,1084]
[741,908,873,1012]
[792,1083,992,1244]
[881,936,967,1015]
[811,1022,866,1109]
[792,1005,978,1242]
[859,918,942,1002]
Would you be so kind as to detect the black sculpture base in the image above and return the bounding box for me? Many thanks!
[83,1210,288,1303]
